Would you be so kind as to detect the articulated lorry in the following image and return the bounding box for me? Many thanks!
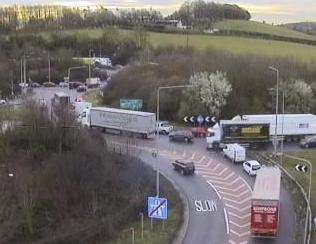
[85,107,156,138]
[251,167,281,238]
[207,114,316,149]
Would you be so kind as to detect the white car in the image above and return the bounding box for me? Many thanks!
[156,121,173,135]
[243,160,261,176]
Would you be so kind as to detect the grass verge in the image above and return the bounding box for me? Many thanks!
[108,175,184,244]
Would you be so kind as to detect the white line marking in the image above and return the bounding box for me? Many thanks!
[218,189,250,198]
[239,176,253,192]
[228,211,251,219]
[197,156,205,164]
[225,204,250,212]
[210,177,240,186]
[189,152,196,160]
[218,167,228,176]
[230,229,250,237]
[223,207,230,234]
[204,172,236,181]
[213,163,221,171]
[229,220,250,228]
[207,181,222,199]
[222,197,251,205]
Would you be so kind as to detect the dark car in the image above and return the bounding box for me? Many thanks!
[43,82,55,87]
[76,85,87,93]
[172,160,195,175]
[300,136,316,148]
[169,130,193,143]
[69,81,83,89]
[30,82,41,88]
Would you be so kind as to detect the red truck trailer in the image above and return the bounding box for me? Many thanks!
[251,167,281,237]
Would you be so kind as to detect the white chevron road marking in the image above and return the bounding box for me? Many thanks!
[218,189,250,198]
[211,177,241,186]
[222,197,251,205]
[228,211,251,219]
[230,229,250,237]
[225,204,250,212]
[229,220,250,228]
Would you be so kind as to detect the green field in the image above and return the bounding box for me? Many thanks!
[148,32,316,64]
[41,28,316,64]
[214,20,316,41]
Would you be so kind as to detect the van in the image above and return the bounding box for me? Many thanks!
[223,143,246,163]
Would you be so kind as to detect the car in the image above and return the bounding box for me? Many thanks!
[76,85,87,93]
[43,82,55,87]
[59,82,69,88]
[69,82,83,89]
[30,82,41,88]
[243,160,261,176]
[172,160,195,175]
[156,121,173,135]
[300,136,316,148]
[169,130,193,143]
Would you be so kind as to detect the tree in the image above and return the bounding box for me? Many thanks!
[189,71,232,117]
[282,79,314,113]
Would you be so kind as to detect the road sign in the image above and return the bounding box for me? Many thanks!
[205,116,217,126]
[190,116,195,123]
[184,116,189,123]
[295,163,308,173]
[197,115,204,124]
[148,197,168,219]
[120,99,143,111]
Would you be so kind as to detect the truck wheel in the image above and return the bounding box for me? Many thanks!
[185,138,189,143]
[182,169,186,175]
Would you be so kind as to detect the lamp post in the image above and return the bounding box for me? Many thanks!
[269,66,279,157]
[156,85,193,196]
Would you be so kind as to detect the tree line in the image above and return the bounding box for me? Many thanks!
[0,2,250,33]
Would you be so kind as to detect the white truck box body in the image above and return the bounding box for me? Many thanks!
[223,143,246,163]
[232,114,316,136]
[89,107,156,135]
[74,101,92,116]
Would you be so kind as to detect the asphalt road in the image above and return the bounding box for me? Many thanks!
[108,135,297,244]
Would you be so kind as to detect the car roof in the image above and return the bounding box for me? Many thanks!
[246,160,261,165]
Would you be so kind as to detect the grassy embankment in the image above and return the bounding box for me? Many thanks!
[213,20,316,41]
[43,28,316,64]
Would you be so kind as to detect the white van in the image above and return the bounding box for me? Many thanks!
[223,143,246,163]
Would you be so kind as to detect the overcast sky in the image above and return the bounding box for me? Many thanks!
[1,0,315,24]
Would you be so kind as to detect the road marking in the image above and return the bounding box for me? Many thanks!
[228,211,251,219]
[189,152,196,160]
[210,177,241,186]
[229,241,248,244]
[225,204,250,212]
[229,220,250,228]
[194,200,217,212]
[204,172,235,181]
[224,207,230,234]
[218,189,250,198]
[222,197,251,205]
[215,184,246,192]
[197,156,205,164]
[230,229,250,237]
[218,167,228,176]
[207,181,222,199]
[239,176,253,192]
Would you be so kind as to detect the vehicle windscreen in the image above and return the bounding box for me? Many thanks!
[252,165,261,170]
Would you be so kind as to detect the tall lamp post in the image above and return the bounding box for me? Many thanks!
[156,85,193,196]
[269,66,279,157]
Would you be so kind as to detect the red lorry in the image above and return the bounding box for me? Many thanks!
[251,166,281,237]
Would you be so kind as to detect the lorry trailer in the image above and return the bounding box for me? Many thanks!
[251,167,281,237]
[207,114,316,149]
[86,107,156,138]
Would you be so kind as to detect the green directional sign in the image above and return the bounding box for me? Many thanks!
[120,99,143,111]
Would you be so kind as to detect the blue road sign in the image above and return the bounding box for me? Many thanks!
[148,197,168,219]
[120,99,143,111]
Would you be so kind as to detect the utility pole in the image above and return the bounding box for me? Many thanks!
[48,52,51,83]
[269,66,279,157]
[23,55,26,84]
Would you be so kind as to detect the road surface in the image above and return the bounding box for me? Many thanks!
[106,135,296,244]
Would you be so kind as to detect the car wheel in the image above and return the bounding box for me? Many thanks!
[185,137,189,143]
[305,144,309,148]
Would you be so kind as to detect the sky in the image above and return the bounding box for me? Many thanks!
[1,0,316,24]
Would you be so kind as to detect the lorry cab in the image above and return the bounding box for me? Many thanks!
[206,123,222,149]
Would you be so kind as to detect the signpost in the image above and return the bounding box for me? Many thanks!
[295,163,308,173]
[120,99,143,111]
[148,197,168,220]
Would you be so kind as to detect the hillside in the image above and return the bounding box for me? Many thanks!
[214,20,316,41]
[283,22,316,36]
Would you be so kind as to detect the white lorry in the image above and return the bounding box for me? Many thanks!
[86,77,100,88]
[85,107,156,138]
[207,114,316,149]
[223,143,246,163]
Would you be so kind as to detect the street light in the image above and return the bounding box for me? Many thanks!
[156,85,193,196]
[268,66,279,157]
